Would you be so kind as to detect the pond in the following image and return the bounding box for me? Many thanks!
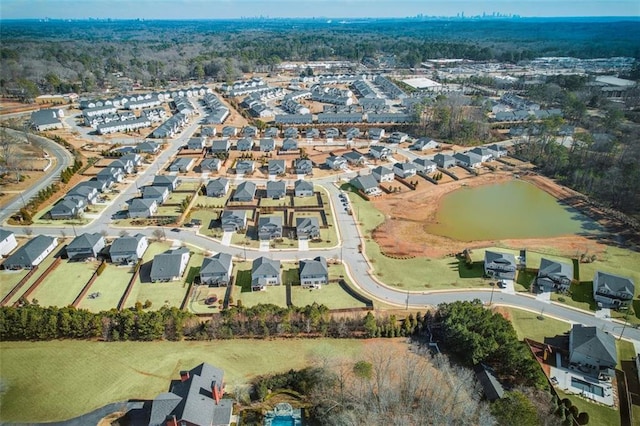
[425,179,603,242]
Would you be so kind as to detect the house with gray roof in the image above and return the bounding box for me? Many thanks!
[109,234,148,265]
[484,251,517,281]
[259,138,276,152]
[169,157,195,173]
[153,175,179,191]
[210,139,230,154]
[128,198,158,218]
[258,216,283,240]
[294,158,313,176]
[206,178,229,198]
[222,126,238,138]
[148,362,233,426]
[345,127,361,141]
[96,167,125,183]
[593,271,635,309]
[393,162,417,179]
[65,233,105,261]
[411,138,439,151]
[413,158,437,174]
[326,156,347,170]
[569,324,617,380]
[350,174,381,196]
[266,181,286,199]
[2,235,58,270]
[434,153,456,169]
[232,181,256,202]
[30,109,64,131]
[186,137,206,151]
[281,138,299,152]
[134,141,160,154]
[236,138,254,152]
[150,247,190,282]
[243,125,258,138]
[235,160,254,175]
[454,152,482,168]
[109,158,135,174]
[62,195,88,211]
[536,258,573,292]
[296,217,320,240]
[343,151,365,166]
[0,229,18,257]
[300,256,329,288]
[368,128,385,141]
[369,145,392,160]
[251,257,281,291]
[220,210,247,232]
[325,127,340,140]
[371,166,394,183]
[294,180,314,197]
[487,144,507,158]
[77,179,109,194]
[388,132,409,144]
[469,147,494,162]
[264,127,278,138]
[268,159,286,176]
[283,127,299,138]
[200,158,221,172]
[200,253,233,286]
[49,199,81,220]
[305,128,320,141]
[142,185,169,205]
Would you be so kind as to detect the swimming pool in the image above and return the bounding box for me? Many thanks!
[269,416,296,426]
[571,377,604,397]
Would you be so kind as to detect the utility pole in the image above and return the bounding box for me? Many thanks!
[489,282,495,306]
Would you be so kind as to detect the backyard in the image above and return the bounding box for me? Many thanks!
[76,264,134,312]
[30,260,97,307]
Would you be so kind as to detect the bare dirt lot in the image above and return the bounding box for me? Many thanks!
[370,169,613,259]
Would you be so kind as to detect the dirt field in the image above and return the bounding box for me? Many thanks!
[370,169,612,259]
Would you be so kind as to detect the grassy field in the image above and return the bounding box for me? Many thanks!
[77,265,134,312]
[0,339,368,422]
[555,389,620,426]
[193,192,229,208]
[4,247,62,305]
[30,261,97,307]
[0,269,28,301]
[187,285,228,314]
[502,307,571,343]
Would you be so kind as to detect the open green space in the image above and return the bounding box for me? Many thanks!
[176,181,201,192]
[259,197,291,207]
[156,205,181,216]
[4,247,62,306]
[503,307,571,343]
[555,389,620,426]
[0,270,28,300]
[166,191,193,205]
[187,285,228,314]
[193,193,229,208]
[31,261,97,307]
[232,262,288,308]
[77,265,133,312]
[292,194,320,207]
[0,339,366,422]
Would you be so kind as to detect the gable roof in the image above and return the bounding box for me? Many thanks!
[150,247,189,280]
[268,159,286,174]
[371,165,393,178]
[234,181,256,199]
[537,258,573,286]
[296,217,320,233]
[594,271,635,299]
[110,234,146,254]
[474,364,504,401]
[4,235,56,267]
[206,178,229,193]
[67,233,103,251]
[0,229,14,242]
[350,174,378,191]
[142,185,168,198]
[294,179,313,192]
[266,180,286,195]
[252,256,280,276]
[153,175,178,187]
[129,198,156,211]
[200,253,233,276]
[484,251,517,279]
[570,324,617,366]
[300,256,328,277]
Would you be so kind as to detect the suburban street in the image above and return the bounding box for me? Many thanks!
[3,111,639,346]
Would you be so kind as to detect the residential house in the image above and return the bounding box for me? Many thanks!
[266,181,286,199]
[232,181,257,202]
[371,166,394,183]
[251,257,281,291]
[264,127,278,138]
[294,180,314,197]
[153,175,179,191]
[148,363,233,426]
[0,230,18,257]
[2,235,58,270]
[134,141,160,154]
[200,253,233,286]
[187,137,207,151]
[258,216,283,240]
[345,127,360,141]
[220,210,247,232]
[454,152,483,168]
[593,271,635,309]
[368,128,385,141]
[30,109,64,131]
[210,139,230,154]
[121,153,143,167]
[259,138,276,152]
[305,128,320,141]
[413,158,437,174]
[96,167,125,183]
[109,158,135,175]
[243,126,258,138]
[487,144,508,158]
[369,145,392,160]
[343,151,366,166]
[296,217,320,239]
[128,198,158,218]
[411,138,439,151]
[300,256,329,288]
[200,158,221,172]
[393,162,417,179]
[434,153,456,169]
[76,179,108,194]
[150,247,190,282]
[387,132,408,144]
[268,159,286,176]
[536,258,573,292]
[325,127,340,141]
[236,138,254,152]
[294,158,313,176]
[326,156,347,170]
[65,233,106,261]
[235,160,255,175]
[109,234,148,264]
[49,199,81,220]
[484,251,517,281]
[62,195,88,212]
[206,178,230,197]
[169,157,195,173]
[281,138,299,152]
[222,126,237,138]
[350,174,381,196]
[569,324,617,380]
[142,185,169,204]
[283,127,299,139]
[469,147,494,162]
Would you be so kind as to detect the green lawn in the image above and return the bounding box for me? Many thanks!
[30,261,97,308]
[193,193,229,208]
[291,264,369,310]
[4,247,62,305]
[166,191,193,205]
[0,339,366,422]
[176,181,201,192]
[259,197,291,207]
[232,262,288,308]
[503,307,571,343]
[156,205,181,216]
[555,389,620,426]
[186,285,228,314]
[0,270,28,301]
[77,265,133,312]
[293,193,320,207]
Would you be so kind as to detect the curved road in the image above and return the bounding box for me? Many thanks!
[3,112,639,345]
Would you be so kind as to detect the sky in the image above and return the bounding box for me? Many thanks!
[1,0,639,20]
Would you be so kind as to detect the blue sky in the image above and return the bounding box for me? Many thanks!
[1,0,639,19]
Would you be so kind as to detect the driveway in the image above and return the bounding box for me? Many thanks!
[221,231,233,246]
[298,238,309,251]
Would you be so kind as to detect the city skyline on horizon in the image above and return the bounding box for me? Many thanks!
[1,0,639,20]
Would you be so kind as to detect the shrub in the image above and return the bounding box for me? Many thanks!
[577,412,589,425]
[96,261,107,276]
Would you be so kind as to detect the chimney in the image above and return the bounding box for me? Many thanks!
[212,381,222,405]
[179,371,189,382]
